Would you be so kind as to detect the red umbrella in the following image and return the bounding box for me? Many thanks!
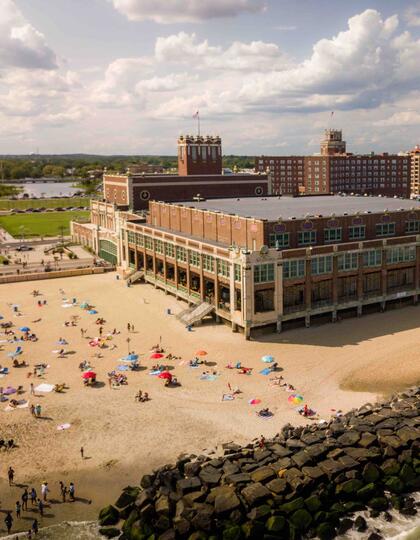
[150,353,164,359]
[82,371,96,379]
[196,350,207,356]
[158,371,172,380]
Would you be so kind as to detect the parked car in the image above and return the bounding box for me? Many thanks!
[15,245,33,252]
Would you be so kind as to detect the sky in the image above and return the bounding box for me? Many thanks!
[0,0,419,155]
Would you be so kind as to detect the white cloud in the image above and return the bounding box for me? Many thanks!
[0,0,57,69]
[404,4,420,27]
[109,0,265,24]
[375,110,420,126]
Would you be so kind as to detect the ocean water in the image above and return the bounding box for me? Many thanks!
[2,495,419,539]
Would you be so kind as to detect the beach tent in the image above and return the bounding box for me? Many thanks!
[20,326,30,332]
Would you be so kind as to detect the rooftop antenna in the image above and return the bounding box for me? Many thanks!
[328,111,334,129]
[193,110,200,137]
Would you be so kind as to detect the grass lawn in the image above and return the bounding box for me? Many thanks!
[0,211,90,238]
[0,196,90,210]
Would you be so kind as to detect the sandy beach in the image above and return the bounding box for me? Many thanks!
[0,272,419,536]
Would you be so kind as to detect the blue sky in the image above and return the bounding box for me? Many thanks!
[0,0,419,155]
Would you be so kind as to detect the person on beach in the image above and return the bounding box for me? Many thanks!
[61,484,67,502]
[127,323,131,332]
[30,383,34,395]
[8,466,15,485]
[80,446,84,459]
[41,482,49,501]
[27,529,32,538]
[37,499,44,517]
[22,488,29,511]
[15,500,21,518]
[32,519,38,534]
[30,488,37,506]
[4,511,13,534]
[69,482,75,501]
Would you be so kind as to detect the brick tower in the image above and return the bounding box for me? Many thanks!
[178,135,222,176]
[320,129,346,156]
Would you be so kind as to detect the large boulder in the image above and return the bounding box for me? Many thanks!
[99,505,120,526]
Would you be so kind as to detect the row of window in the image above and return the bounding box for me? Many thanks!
[283,246,416,279]
[268,221,419,248]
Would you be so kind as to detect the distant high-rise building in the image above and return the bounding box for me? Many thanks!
[320,129,347,156]
[256,129,411,198]
[407,145,420,196]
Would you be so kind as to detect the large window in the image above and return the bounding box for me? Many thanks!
[283,259,305,280]
[234,264,241,282]
[189,251,200,267]
[386,246,416,264]
[145,236,153,250]
[176,246,187,262]
[136,233,144,247]
[155,239,164,254]
[202,254,214,272]
[337,252,358,272]
[406,220,420,234]
[324,228,342,243]
[254,263,275,283]
[298,231,316,246]
[348,225,365,240]
[363,249,382,267]
[165,243,175,258]
[376,223,395,237]
[269,233,289,248]
[311,255,333,275]
[217,259,230,278]
[127,231,136,244]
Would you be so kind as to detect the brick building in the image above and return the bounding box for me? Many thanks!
[256,130,411,198]
[403,145,420,197]
[103,135,268,210]
[71,194,420,338]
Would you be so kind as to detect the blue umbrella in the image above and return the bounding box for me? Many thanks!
[261,355,274,363]
[0,315,4,320]
[122,354,139,362]
[88,310,98,315]
[20,326,30,332]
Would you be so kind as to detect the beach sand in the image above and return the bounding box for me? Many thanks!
[0,272,419,535]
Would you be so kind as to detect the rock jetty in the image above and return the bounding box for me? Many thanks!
[99,388,420,539]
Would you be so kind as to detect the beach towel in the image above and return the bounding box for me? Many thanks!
[117,365,129,371]
[149,370,161,376]
[222,394,234,401]
[257,413,274,420]
[199,374,218,381]
[5,400,28,411]
[61,303,73,308]
[259,368,271,376]
[34,383,55,393]
[57,423,71,430]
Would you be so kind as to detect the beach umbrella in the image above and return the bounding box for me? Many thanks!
[261,355,274,363]
[20,326,30,332]
[123,353,139,362]
[158,371,172,380]
[3,387,16,395]
[288,394,304,405]
[82,371,96,379]
[249,398,261,405]
[150,352,164,359]
[196,350,207,356]
[88,310,98,315]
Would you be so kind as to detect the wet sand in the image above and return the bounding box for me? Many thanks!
[0,272,419,535]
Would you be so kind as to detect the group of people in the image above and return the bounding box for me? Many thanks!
[134,389,150,402]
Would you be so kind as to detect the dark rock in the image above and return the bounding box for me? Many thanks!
[363,462,381,483]
[115,486,139,509]
[223,461,240,476]
[214,489,241,515]
[241,482,271,506]
[301,432,325,445]
[289,508,312,531]
[173,517,190,535]
[279,497,304,514]
[385,476,405,493]
[304,494,322,513]
[265,515,286,532]
[336,517,353,535]
[318,459,345,475]
[140,474,154,488]
[369,497,389,511]
[316,522,336,540]
[358,433,377,447]
[397,426,420,443]
[184,462,201,477]
[270,444,292,457]
[177,477,202,494]
[98,527,120,538]
[98,505,119,527]
[241,520,265,538]
[247,504,271,521]
[199,466,222,485]
[226,473,251,485]
[367,533,383,540]
[158,530,176,540]
[155,494,170,516]
[337,431,361,446]
[222,525,242,540]
[399,463,416,483]
[338,455,359,470]
[135,489,153,510]
[381,459,400,476]
[271,457,292,471]
[301,465,325,480]
[355,515,368,532]
[357,482,377,500]
[250,466,276,484]
[291,450,311,468]
[266,478,287,495]
[285,439,306,450]
[379,435,404,449]
[306,443,329,459]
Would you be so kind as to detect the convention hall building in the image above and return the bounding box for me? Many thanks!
[72,192,420,338]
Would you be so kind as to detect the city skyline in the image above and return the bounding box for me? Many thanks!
[0,0,419,155]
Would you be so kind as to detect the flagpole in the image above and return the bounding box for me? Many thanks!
[197,113,200,137]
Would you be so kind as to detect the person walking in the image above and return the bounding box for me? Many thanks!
[8,466,15,486]
[37,499,44,517]
[4,511,13,534]
[80,446,84,459]
[16,500,21,519]
[32,518,39,534]
[127,323,131,332]
[30,487,37,506]
[69,482,75,501]
[22,488,29,511]
[30,383,35,395]
[41,481,49,501]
